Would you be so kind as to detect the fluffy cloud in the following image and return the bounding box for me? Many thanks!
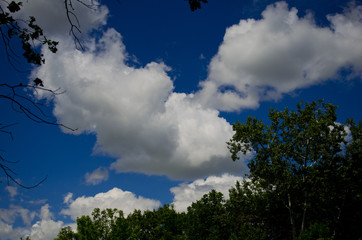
[196,1,362,111]
[32,0,362,181]
[0,205,36,226]
[170,173,243,212]
[0,204,63,240]
[29,205,64,240]
[61,187,161,220]
[0,220,28,240]
[85,167,109,185]
[33,27,248,180]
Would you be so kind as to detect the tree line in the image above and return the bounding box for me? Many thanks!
[20,100,362,240]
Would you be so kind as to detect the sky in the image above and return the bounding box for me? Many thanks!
[0,0,362,239]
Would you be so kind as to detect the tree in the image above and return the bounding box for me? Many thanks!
[186,190,230,240]
[125,205,186,240]
[331,119,362,239]
[54,226,78,240]
[227,100,361,239]
[226,180,289,239]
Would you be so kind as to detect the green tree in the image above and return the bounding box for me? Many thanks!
[125,205,186,240]
[109,210,131,240]
[54,226,78,240]
[19,236,31,240]
[227,100,357,239]
[331,119,362,239]
[226,180,288,239]
[186,190,230,240]
[76,215,98,240]
[75,208,123,240]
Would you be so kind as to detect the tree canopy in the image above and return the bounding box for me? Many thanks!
[228,100,362,239]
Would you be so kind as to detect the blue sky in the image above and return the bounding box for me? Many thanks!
[1,0,362,239]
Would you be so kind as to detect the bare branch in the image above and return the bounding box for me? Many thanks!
[0,83,76,131]
[0,156,47,189]
[0,83,76,188]
[63,0,98,50]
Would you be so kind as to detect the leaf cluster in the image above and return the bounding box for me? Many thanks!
[1,1,58,66]
[185,0,208,11]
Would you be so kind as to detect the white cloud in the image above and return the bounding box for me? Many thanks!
[170,173,243,212]
[29,204,64,240]
[5,186,18,198]
[63,193,74,204]
[61,187,161,220]
[85,167,109,185]
[0,205,36,226]
[0,205,63,240]
[32,0,362,181]
[0,219,20,240]
[196,1,362,111]
[33,27,249,180]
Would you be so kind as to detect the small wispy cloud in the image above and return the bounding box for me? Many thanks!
[85,167,109,185]
[5,186,18,198]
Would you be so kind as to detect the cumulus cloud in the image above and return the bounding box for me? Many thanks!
[170,173,243,212]
[61,187,161,220]
[196,1,362,111]
[32,0,362,180]
[0,220,28,240]
[33,27,248,180]
[0,205,62,240]
[85,167,109,185]
[29,204,64,240]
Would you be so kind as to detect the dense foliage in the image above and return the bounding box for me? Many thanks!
[47,100,362,240]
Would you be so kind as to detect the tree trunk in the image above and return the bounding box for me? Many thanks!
[301,198,307,234]
[288,193,297,239]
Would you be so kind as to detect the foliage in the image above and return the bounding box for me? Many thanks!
[185,0,208,11]
[55,205,186,240]
[0,1,58,66]
[54,226,78,240]
[186,190,230,240]
[228,100,362,239]
[296,222,332,240]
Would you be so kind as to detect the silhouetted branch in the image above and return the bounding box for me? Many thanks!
[186,0,208,11]
[0,83,76,131]
[0,123,17,140]
[64,0,98,50]
[0,83,76,188]
[0,153,47,189]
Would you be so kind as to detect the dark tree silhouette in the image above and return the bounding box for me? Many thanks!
[186,0,208,11]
